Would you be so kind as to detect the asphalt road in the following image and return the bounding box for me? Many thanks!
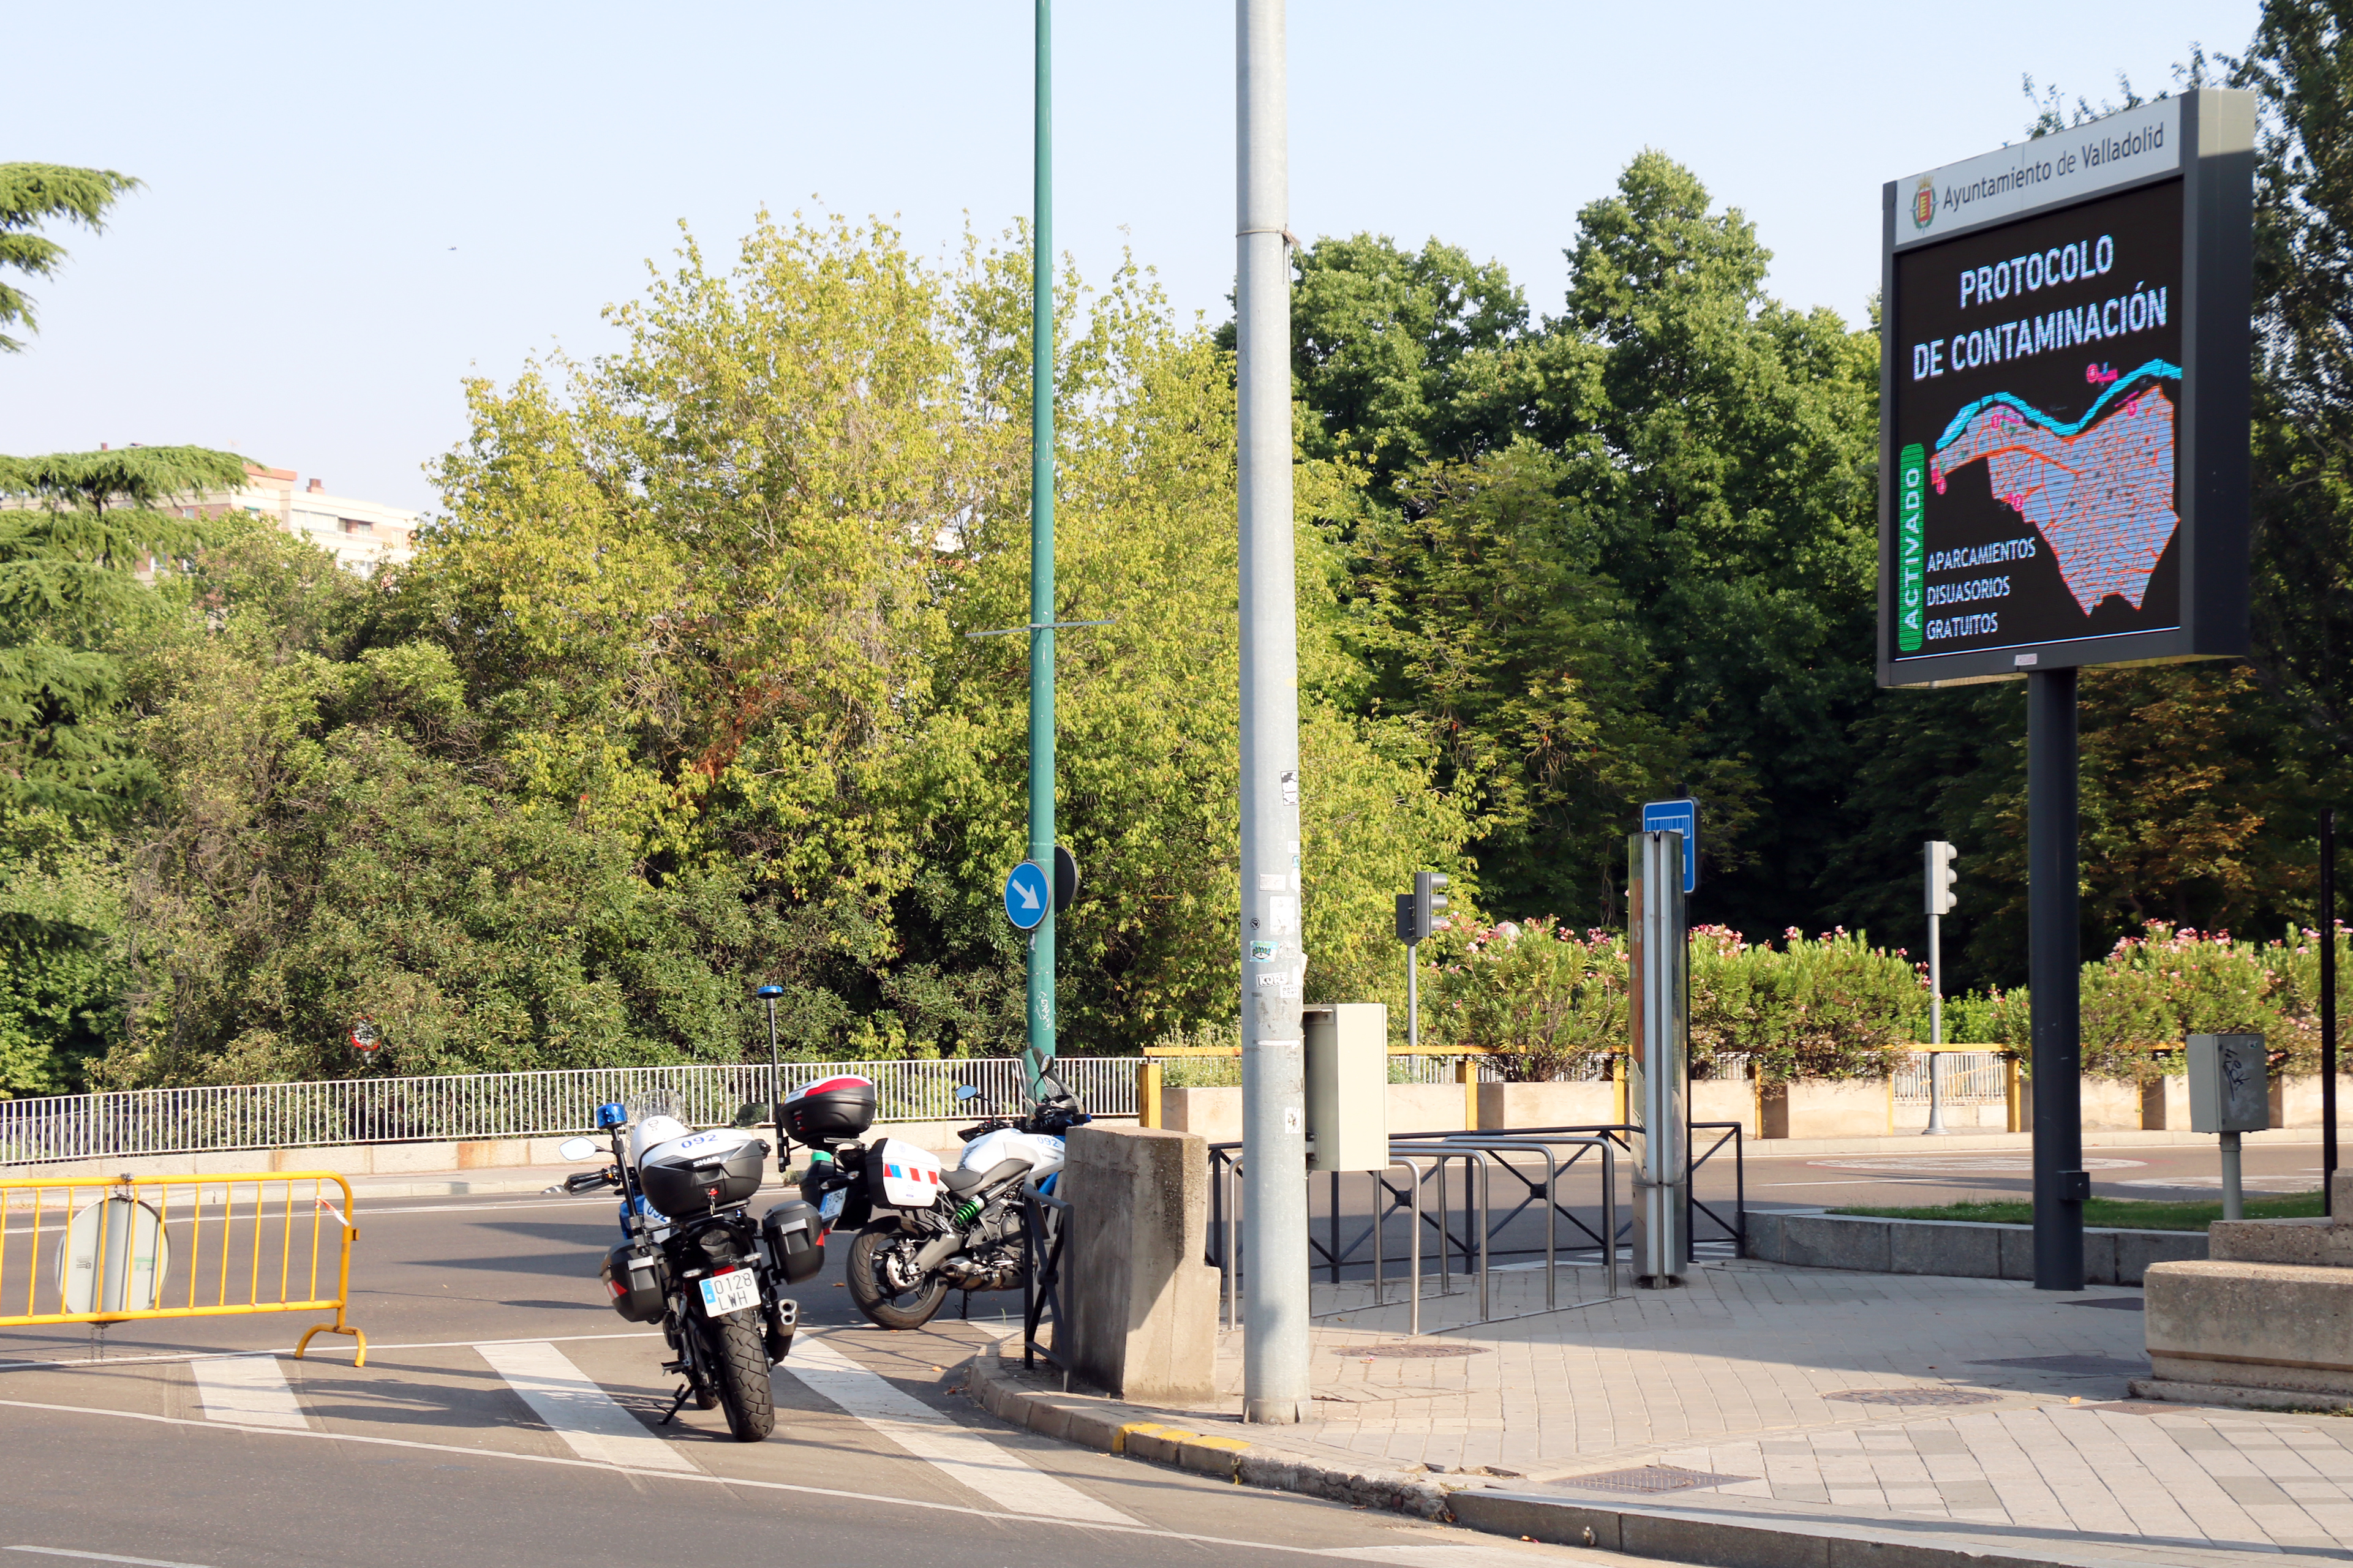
[0,1141,2320,1567]
[0,1187,1627,1568]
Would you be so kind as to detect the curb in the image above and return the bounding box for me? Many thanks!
[965,1338,2203,1568]
[2131,1376,2353,1413]
[962,1337,1456,1518]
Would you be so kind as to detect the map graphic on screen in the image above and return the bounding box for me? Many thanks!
[1888,178,2185,662]
[1929,361,2182,614]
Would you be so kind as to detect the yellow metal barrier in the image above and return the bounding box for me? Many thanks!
[0,1171,365,1364]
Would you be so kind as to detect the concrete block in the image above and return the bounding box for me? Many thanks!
[1450,1491,1622,1551]
[364,1141,467,1174]
[1888,1220,1999,1278]
[1780,1080,1890,1139]
[1122,1424,1185,1465]
[1475,1081,1613,1131]
[2272,1075,2353,1130]
[1060,1403,1131,1452]
[2082,1227,2120,1285]
[1175,1432,1250,1476]
[1778,1214,1890,1273]
[1160,1088,1241,1144]
[1690,1077,1758,1136]
[2208,1215,2353,1267]
[2112,1227,2207,1283]
[1388,1084,1470,1133]
[2080,1077,2144,1131]
[1621,1511,1826,1568]
[1997,1221,2038,1281]
[1060,1123,1219,1403]
[1744,1210,1786,1263]
[2147,1257,2353,1396]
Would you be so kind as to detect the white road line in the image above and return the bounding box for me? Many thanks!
[189,1356,307,1430]
[781,1332,1135,1526]
[0,1329,660,1374]
[475,1340,698,1473]
[1319,1548,1554,1567]
[7,1550,213,1568]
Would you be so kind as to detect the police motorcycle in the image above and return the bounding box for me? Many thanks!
[551,1093,827,1442]
[791,1072,1090,1330]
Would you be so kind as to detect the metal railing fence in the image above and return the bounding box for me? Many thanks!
[1892,1050,2006,1104]
[0,1058,1144,1167]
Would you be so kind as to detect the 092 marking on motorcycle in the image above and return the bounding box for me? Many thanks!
[698,1269,760,1316]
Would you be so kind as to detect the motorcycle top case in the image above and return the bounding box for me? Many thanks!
[865,1137,944,1209]
[783,1075,877,1144]
[601,1237,668,1322]
[636,1128,768,1218]
[759,1199,827,1285]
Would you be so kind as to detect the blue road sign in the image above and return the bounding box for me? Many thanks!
[1641,798,1699,894]
[1003,860,1052,931]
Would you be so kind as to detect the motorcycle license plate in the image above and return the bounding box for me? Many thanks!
[699,1269,759,1316]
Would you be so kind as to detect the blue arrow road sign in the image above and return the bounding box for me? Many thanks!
[1641,798,1699,894]
[1003,860,1051,931]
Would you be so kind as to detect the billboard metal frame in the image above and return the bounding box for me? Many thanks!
[1876,90,2255,689]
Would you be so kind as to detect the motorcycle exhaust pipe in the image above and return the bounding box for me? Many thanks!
[909,1230,964,1275]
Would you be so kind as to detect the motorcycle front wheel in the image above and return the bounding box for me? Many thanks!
[846,1223,951,1330]
[699,1313,775,1441]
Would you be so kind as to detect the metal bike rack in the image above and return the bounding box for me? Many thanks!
[1210,1132,1621,1336]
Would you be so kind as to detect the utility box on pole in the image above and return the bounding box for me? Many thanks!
[2190,1032,2267,1222]
[1305,1003,1388,1172]
[1628,829,1689,1288]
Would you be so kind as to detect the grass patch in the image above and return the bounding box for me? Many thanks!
[1828,1191,2324,1232]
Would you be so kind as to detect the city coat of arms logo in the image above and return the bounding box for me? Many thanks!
[1912,178,1936,230]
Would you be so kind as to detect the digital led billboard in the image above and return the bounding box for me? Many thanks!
[1878,92,2254,688]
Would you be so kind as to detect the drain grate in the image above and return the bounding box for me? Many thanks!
[2066,1297,2146,1311]
[1824,1387,2001,1406]
[1339,1341,1492,1359]
[1552,1465,1753,1495]
[1972,1354,2149,1377]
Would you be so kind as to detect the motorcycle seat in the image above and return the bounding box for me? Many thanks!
[944,1157,1033,1196]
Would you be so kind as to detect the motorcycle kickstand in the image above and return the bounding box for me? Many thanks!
[959,1289,972,1321]
[658,1384,695,1426]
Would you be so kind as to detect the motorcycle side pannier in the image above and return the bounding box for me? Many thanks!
[759,1199,827,1285]
[601,1238,668,1322]
[638,1131,769,1218]
[783,1075,878,1144]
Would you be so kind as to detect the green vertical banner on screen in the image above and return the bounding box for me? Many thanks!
[1897,442,1926,653]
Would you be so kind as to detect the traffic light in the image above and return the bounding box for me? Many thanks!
[1925,841,1958,915]
[1399,871,1450,945]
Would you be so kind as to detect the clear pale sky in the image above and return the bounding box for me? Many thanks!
[1,1,2257,512]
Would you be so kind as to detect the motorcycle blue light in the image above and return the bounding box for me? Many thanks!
[594,1101,628,1130]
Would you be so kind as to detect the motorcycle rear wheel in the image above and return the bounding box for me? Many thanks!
[701,1313,775,1441]
[846,1223,951,1330]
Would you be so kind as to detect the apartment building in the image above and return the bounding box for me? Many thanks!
[194,462,421,573]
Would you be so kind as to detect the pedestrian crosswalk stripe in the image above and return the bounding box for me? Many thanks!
[780,1332,1134,1526]
[189,1356,306,1430]
[476,1340,698,1472]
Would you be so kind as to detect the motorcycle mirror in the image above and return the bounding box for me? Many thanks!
[955,1085,981,1102]
[731,1101,775,1128]
[557,1136,599,1162]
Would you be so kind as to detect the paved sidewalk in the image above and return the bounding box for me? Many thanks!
[985,1259,2353,1566]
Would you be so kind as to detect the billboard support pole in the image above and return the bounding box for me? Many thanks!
[2028,668,2084,1290]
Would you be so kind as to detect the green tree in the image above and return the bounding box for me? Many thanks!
[0,163,140,351]
[0,446,245,819]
